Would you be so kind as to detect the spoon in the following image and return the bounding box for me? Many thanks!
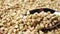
[29,8,60,29]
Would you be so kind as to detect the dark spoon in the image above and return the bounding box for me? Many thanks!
[22,8,60,32]
[23,8,60,29]
[29,8,60,32]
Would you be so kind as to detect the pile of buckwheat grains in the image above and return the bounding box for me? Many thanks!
[0,0,60,34]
